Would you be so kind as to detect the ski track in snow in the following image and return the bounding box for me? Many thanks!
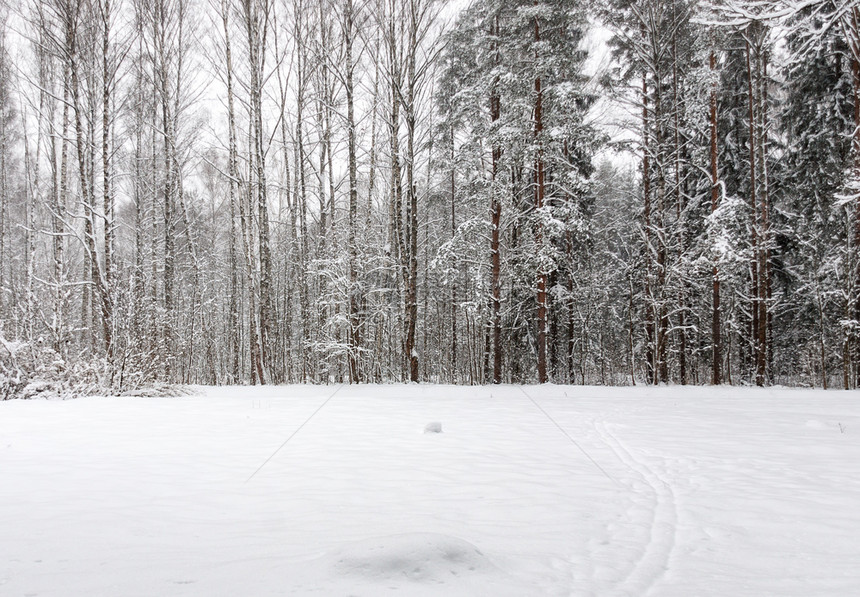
[527,394,678,597]
[594,419,678,597]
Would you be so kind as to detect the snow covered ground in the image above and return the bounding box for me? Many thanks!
[1,384,858,596]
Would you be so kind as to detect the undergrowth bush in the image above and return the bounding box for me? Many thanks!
[1,336,108,400]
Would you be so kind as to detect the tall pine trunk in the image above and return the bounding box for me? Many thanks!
[404,0,420,383]
[450,127,458,383]
[490,13,502,384]
[642,73,654,384]
[850,9,860,387]
[710,48,722,385]
[534,13,548,384]
[745,35,762,386]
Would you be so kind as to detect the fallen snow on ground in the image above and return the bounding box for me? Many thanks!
[1,384,859,596]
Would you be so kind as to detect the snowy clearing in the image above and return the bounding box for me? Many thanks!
[1,385,859,596]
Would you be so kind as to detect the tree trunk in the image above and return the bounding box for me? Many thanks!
[385,0,405,380]
[710,48,722,385]
[758,48,771,385]
[153,2,176,374]
[404,0,419,383]
[745,35,762,386]
[68,11,108,357]
[221,0,241,382]
[344,0,361,383]
[850,11,860,387]
[101,0,114,365]
[450,126,458,383]
[51,55,69,354]
[243,0,273,383]
[534,13,548,384]
[642,73,654,384]
[490,13,502,384]
[672,29,686,385]
[291,0,310,382]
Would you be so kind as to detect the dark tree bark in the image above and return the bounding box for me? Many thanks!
[642,73,655,385]
[710,48,722,385]
[534,13,548,384]
[745,36,762,386]
[490,13,502,384]
[450,125,458,383]
[849,9,860,387]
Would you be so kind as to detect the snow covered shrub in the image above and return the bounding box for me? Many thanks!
[0,335,106,400]
[0,338,26,400]
[118,382,194,398]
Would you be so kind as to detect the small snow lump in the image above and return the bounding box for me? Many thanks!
[424,421,442,434]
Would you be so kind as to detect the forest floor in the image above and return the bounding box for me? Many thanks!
[1,384,858,596]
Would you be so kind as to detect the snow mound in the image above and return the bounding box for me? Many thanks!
[328,533,494,582]
[805,419,831,430]
[424,421,442,434]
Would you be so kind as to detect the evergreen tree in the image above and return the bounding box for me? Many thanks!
[437,0,599,383]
